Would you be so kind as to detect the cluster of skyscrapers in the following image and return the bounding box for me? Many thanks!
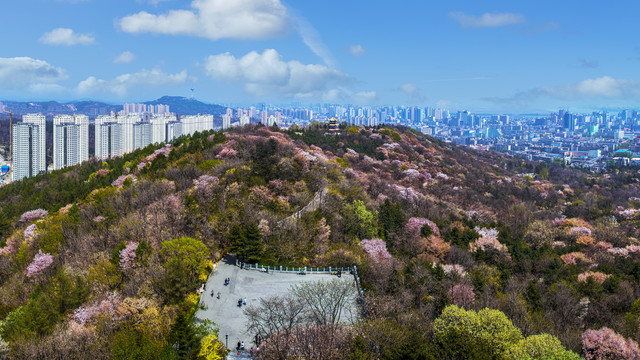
[222,108,279,129]
[12,114,92,181]
[94,113,214,159]
[9,101,235,182]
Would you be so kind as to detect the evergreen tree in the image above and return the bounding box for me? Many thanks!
[378,199,406,241]
[169,311,202,360]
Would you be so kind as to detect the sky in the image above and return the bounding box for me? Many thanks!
[1,0,640,113]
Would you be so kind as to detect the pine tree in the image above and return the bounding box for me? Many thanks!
[243,223,263,263]
[170,311,202,360]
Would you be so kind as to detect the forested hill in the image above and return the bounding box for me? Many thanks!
[1,123,640,359]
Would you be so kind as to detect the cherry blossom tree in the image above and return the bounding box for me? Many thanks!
[582,327,640,360]
[578,271,610,284]
[23,224,37,240]
[26,250,53,277]
[119,242,139,270]
[20,209,48,223]
[448,284,475,308]
[360,238,392,262]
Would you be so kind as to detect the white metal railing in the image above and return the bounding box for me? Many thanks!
[235,259,353,275]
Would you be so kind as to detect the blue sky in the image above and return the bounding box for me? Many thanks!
[1,0,640,113]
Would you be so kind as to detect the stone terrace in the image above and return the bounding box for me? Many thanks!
[195,255,360,358]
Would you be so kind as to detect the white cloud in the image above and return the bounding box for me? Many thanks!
[39,28,95,46]
[118,0,289,40]
[400,83,418,96]
[574,76,634,98]
[77,68,191,96]
[449,12,526,28]
[292,13,335,66]
[203,49,350,98]
[349,44,366,56]
[0,57,67,90]
[484,76,640,106]
[114,51,136,64]
[322,88,377,104]
[400,83,427,103]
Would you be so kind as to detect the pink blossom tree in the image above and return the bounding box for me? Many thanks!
[72,292,122,326]
[111,174,137,187]
[119,242,139,270]
[24,224,37,240]
[582,327,640,360]
[405,217,440,237]
[26,250,53,277]
[448,284,475,308]
[578,271,610,284]
[361,238,393,262]
[20,209,48,223]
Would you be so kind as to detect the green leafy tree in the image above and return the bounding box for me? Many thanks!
[433,305,523,359]
[0,270,89,341]
[343,200,378,240]
[159,237,210,304]
[503,334,580,360]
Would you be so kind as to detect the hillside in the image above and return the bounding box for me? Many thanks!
[0,124,639,359]
[145,96,227,116]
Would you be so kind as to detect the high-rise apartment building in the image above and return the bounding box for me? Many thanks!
[22,113,46,169]
[118,114,140,154]
[12,121,45,181]
[222,114,232,130]
[53,114,89,170]
[151,114,176,144]
[181,114,213,136]
[99,122,122,160]
[53,124,79,170]
[12,114,46,181]
[123,103,170,115]
[166,121,183,142]
[95,115,123,160]
[239,114,250,127]
[133,122,153,149]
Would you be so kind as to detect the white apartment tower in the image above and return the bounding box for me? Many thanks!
[95,115,122,160]
[222,114,232,130]
[12,122,44,181]
[118,114,140,154]
[240,114,250,127]
[53,114,89,170]
[133,122,153,149]
[98,122,122,160]
[181,114,213,136]
[166,121,183,142]
[267,115,277,127]
[21,113,46,170]
[151,114,176,144]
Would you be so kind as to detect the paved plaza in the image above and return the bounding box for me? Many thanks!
[195,255,360,358]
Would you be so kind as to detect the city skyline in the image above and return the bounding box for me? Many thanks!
[1,1,640,112]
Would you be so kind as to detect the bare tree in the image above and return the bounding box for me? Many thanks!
[244,279,358,360]
[244,294,305,358]
[291,278,356,326]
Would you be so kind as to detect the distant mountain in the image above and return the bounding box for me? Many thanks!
[0,100,121,117]
[144,96,227,116]
[0,96,227,118]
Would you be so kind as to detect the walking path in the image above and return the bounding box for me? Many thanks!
[195,255,358,359]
